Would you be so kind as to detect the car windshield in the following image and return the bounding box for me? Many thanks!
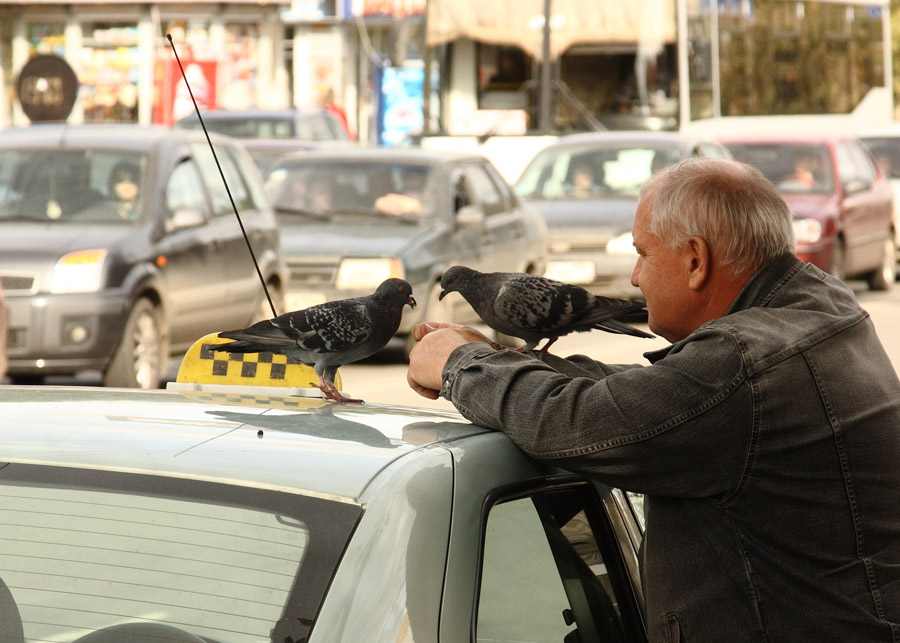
[0,149,147,223]
[725,143,835,194]
[265,161,435,221]
[515,144,680,199]
[0,464,360,643]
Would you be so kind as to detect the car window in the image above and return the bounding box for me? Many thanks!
[191,142,254,217]
[516,144,677,199]
[834,142,859,187]
[845,140,877,185]
[860,136,900,179]
[0,149,147,223]
[0,465,361,643]
[477,487,638,643]
[166,158,209,216]
[725,142,835,194]
[266,161,434,219]
[464,163,507,215]
[698,142,730,159]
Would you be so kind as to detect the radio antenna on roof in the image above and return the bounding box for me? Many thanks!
[166,33,277,318]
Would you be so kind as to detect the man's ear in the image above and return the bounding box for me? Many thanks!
[685,236,711,290]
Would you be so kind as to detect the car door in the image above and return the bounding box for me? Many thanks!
[842,139,891,274]
[189,141,267,329]
[835,140,883,274]
[154,153,228,347]
[460,161,529,273]
[439,432,647,643]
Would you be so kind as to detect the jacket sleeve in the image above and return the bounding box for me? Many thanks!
[440,330,753,498]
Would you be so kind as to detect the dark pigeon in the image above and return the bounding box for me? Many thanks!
[439,266,653,353]
[213,278,416,403]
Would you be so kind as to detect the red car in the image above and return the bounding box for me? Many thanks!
[721,134,896,290]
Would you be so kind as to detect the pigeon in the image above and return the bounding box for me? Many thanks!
[438,266,653,353]
[213,278,416,403]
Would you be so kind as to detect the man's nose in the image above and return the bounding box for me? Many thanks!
[630,257,641,288]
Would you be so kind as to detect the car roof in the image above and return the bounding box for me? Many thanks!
[175,107,333,122]
[0,386,488,504]
[715,132,846,145]
[0,123,225,152]
[551,130,718,147]
[273,146,487,166]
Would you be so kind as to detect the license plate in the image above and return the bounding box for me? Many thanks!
[285,292,327,311]
[544,261,596,285]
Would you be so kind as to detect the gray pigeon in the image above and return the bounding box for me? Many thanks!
[439,266,653,353]
[213,278,416,403]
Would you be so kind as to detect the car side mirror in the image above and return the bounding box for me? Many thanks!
[456,205,485,230]
[842,178,870,196]
[166,207,205,232]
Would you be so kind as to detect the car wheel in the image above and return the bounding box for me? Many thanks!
[104,298,168,389]
[867,238,896,291]
[829,238,846,282]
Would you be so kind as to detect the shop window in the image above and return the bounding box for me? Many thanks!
[79,23,140,122]
[221,24,260,110]
[477,44,531,112]
[27,24,65,57]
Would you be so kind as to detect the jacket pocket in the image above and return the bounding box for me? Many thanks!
[664,612,685,643]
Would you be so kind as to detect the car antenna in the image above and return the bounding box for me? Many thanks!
[166,33,277,318]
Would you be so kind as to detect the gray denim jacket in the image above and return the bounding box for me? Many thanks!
[441,253,900,642]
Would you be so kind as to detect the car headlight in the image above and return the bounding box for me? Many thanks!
[606,232,637,255]
[792,218,823,244]
[50,249,107,294]
[335,258,405,290]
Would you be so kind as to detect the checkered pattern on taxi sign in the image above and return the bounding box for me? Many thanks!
[201,343,302,381]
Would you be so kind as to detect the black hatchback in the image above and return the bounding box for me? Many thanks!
[0,124,286,388]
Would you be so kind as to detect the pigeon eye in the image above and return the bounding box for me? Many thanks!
[399,285,407,292]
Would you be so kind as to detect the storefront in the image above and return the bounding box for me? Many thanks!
[0,2,288,128]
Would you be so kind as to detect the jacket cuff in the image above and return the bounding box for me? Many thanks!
[440,343,496,399]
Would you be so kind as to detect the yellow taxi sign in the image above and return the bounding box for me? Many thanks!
[172,332,342,391]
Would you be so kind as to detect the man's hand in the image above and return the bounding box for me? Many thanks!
[407,323,497,399]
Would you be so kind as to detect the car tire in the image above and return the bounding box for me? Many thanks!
[104,298,168,389]
[829,238,846,282]
[867,237,896,291]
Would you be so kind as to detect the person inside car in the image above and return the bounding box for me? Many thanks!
[109,161,141,220]
[375,166,429,215]
[406,157,900,640]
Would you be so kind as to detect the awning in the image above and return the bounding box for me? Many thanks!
[425,0,676,61]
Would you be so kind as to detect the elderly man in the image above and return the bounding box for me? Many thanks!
[407,158,900,641]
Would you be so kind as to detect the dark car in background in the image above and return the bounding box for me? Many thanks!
[0,124,286,388]
[174,106,352,142]
[515,131,732,299]
[239,137,358,176]
[722,134,895,290]
[264,148,548,350]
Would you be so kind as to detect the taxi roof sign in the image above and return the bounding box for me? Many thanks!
[167,332,342,400]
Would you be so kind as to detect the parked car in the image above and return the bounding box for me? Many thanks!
[857,124,900,274]
[173,107,352,143]
[263,148,548,349]
[721,134,896,290]
[515,131,732,299]
[0,124,286,388]
[0,383,648,643]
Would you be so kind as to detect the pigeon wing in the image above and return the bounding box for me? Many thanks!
[494,275,591,333]
[274,299,373,354]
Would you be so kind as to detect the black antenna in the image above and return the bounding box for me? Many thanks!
[166,33,277,318]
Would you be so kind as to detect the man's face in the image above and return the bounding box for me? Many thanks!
[630,188,694,342]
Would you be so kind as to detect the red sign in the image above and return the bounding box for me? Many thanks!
[153,51,217,126]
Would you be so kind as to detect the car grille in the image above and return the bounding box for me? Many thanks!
[1,274,37,293]
[7,327,26,349]
[287,262,337,287]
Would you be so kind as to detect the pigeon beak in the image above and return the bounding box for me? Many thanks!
[408,296,417,309]
[438,289,447,301]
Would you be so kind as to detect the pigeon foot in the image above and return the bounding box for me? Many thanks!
[309,380,365,404]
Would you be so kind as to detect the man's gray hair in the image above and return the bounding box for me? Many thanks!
[642,157,795,274]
